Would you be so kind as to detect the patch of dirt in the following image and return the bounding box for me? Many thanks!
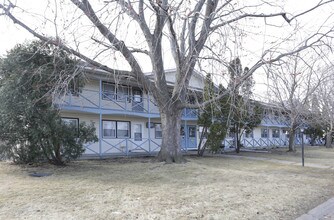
[1,155,334,220]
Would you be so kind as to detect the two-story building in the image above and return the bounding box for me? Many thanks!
[55,67,203,158]
[55,67,308,157]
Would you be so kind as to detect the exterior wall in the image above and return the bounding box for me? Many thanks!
[164,71,204,90]
[60,111,198,157]
[55,79,160,114]
[57,70,307,154]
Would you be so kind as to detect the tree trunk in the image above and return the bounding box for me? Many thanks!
[326,131,332,148]
[288,121,297,152]
[235,125,241,153]
[235,133,240,153]
[288,130,296,151]
[157,110,185,163]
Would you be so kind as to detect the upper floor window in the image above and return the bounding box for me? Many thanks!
[102,82,129,101]
[69,76,82,96]
[102,82,116,100]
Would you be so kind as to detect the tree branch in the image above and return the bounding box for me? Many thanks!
[0,3,132,77]
[181,29,334,109]
[69,0,156,93]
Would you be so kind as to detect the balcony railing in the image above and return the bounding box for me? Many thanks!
[54,89,198,118]
[261,115,290,126]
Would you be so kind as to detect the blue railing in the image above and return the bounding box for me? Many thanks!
[54,89,198,119]
[261,116,290,127]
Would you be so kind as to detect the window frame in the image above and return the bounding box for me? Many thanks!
[245,130,253,138]
[261,128,269,138]
[133,124,143,141]
[102,120,116,138]
[102,81,130,102]
[61,117,79,137]
[155,123,162,139]
[102,120,131,139]
[102,82,116,101]
[272,128,280,138]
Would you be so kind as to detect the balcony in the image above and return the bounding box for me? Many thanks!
[261,115,290,127]
[54,89,198,119]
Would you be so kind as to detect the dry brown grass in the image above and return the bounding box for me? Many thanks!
[1,153,334,220]
[236,146,334,167]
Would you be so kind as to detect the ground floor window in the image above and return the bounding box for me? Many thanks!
[134,124,142,141]
[245,130,253,138]
[103,120,130,138]
[272,129,280,138]
[61,117,79,136]
[155,123,162,139]
[261,128,268,138]
[229,131,235,138]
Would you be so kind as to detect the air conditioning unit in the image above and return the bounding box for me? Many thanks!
[146,122,154,128]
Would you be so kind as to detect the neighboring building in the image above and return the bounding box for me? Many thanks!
[54,67,314,157]
[223,105,291,148]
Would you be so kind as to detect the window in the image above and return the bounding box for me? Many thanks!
[282,129,290,138]
[180,126,185,136]
[69,76,81,96]
[229,131,235,138]
[155,123,162,139]
[133,89,142,103]
[103,121,116,138]
[61,117,79,136]
[103,120,130,138]
[272,129,280,138]
[102,82,116,100]
[261,128,268,138]
[116,85,129,101]
[245,130,253,138]
[117,121,130,138]
[188,126,196,138]
[134,124,142,141]
[102,82,129,101]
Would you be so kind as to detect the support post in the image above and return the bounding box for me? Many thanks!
[147,93,151,154]
[301,129,305,167]
[126,138,129,156]
[99,113,102,159]
[185,120,188,152]
[99,80,102,159]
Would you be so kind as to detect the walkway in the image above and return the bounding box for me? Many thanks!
[220,154,334,220]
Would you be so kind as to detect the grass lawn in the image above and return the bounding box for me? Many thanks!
[235,145,334,167]
[1,151,334,220]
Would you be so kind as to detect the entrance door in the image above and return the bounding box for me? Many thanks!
[180,125,197,150]
[132,89,144,112]
[187,126,197,149]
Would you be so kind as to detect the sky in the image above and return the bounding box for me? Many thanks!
[0,0,333,101]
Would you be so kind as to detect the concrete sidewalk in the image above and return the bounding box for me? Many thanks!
[220,154,334,219]
[296,198,334,220]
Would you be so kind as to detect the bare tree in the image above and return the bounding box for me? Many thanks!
[1,0,334,162]
[314,66,334,148]
[266,54,328,151]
